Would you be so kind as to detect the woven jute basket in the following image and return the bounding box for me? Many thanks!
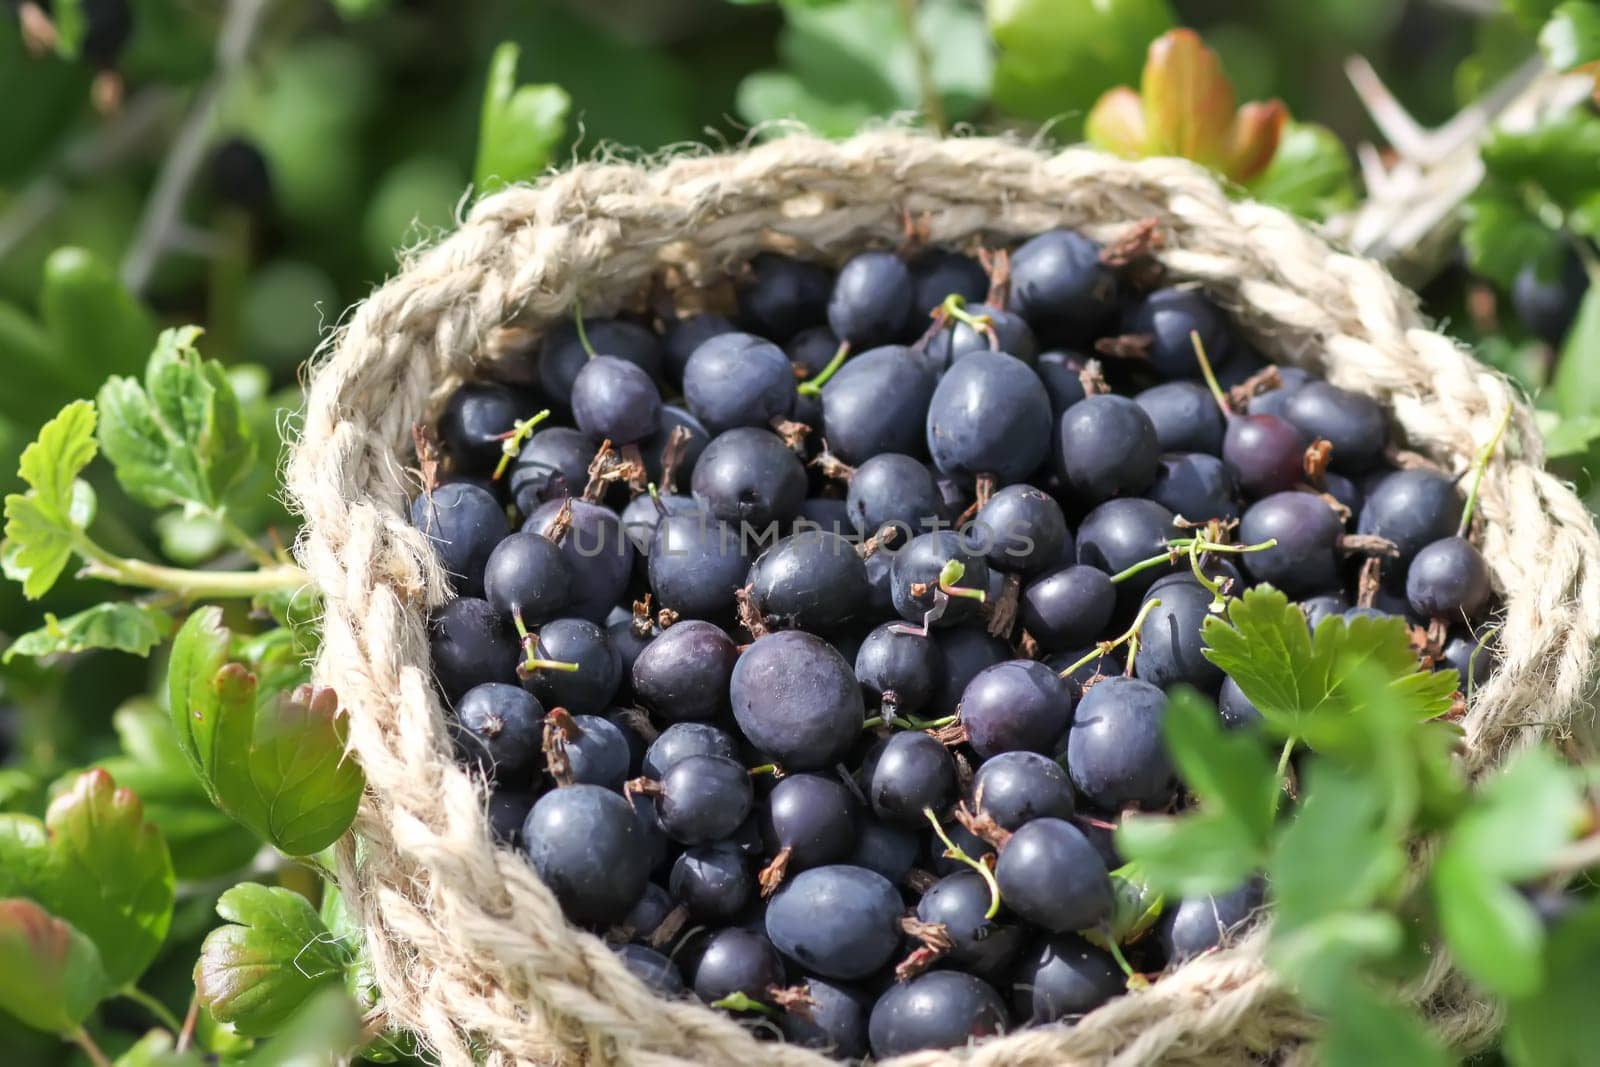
[285,131,1600,1067]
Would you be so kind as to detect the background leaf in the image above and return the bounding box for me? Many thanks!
[0,899,107,1034]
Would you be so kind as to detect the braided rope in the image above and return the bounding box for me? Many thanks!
[285,131,1600,1067]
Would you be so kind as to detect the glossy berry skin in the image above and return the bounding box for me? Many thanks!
[1011,935,1124,1023]
[1441,630,1496,689]
[648,514,750,622]
[866,731,959,824]
[1076,498,1179,597]
[738,253,832,342]
[765,864,904,980]
[509,427,596,512]
[632,620,739,722]
[909,248,989,311]
[927,351,1052,483]
[1055,394,1161,502]
[779,978,872,1058]
[614,943,685,995]
[994,817,1114,932]
[642,722,738,779]
[570,355,662,445]
[1136,380,1226,455]
[1066,676,1177,811]
[748,531,870,631]
[930,627,1011,717]
[547,713,633,790]
[653,754,754,845]
[1223,413,1308,498]
[1282,381,1387,474]
[1159,878,1266,962]
[620,492,698,555]
[762,773,858,872]
[845,453,946,542]
[848,818,922,884]
[522,784,649,925]
[855,622,943,713]
[1135,578,1226,691]
[438,382,526,473]
[972,750,1075,830]
[969,485,1069,575]
[1513,250,1587,346]
[869,971,1008,1058]
[410,482,510,598]
[538,317,663,402]
[1149,452,1239,523]
[671,843,756,923]
[1237,491,1343,596]
[960,659,1075,759]
[691,927,786,1002]
[821,345,940,463]
[1049,647,1124,701]
[1405,535,1491,620]
[730,631,865,771]
[663,312,737,385]
[891,531,991,629]
[1127,287,1236,380]
[691,427,807,528]
[483,532,572,628]
[918,870,1024,977]
[1218,676,1264,730]
[452,683,543,783]
[1036,350,1090,416]
[1019,565,1116,652]
[525,499,633,623]
[1299,592,1350,631]
[1006,229,1118,346]
[828,251,915,348]
[487,788,535,845]
[925,303,1038,369]
[1357,469,1463,573]
[1246,366,1311,418]
[521,618,621,716]
[682,332,797,435]
[430,598,521,702]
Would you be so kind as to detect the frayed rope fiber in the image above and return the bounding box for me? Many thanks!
[285,131,1600,1066]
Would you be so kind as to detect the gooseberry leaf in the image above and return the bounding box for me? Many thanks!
[1,401,99,599]
[1541,2,1600,72]
[195,883,352,1037]
[167,608,363,857]
[97,326,256,513]
[1246,121,1356,220]
[1431,747,1583,997]
[0,899,108,1034]
[0,769,175,988]
[112,1030,206,1066]
[1504,896,1600,1065]
[475,43,570,190]
[5,602,172,662]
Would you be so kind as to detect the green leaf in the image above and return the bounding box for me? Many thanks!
[2,496,78,600]
[1099,861,1166,944]
[113,1028,206,1067]
[1551,284,1600,419]
[0,899,107,1034]
[1431,748,1582,997]
[1541,3,1600,71]
[1504,896,1600,1066]
[0,769,175,988]
[1246,121,1356,220]
[195,883,352,1038]
[1201,586,1457,744]
[1462,187,1564,290]
[89,701,262,881]
[474,43,570,191]
[17,400,98,520]
[989,0,1173,133]
[2,401,101,596]
[96,326,256,512]
[1536,409,1600,458]
[1484,110,1600,210]
[40,248,157,388]
[234,987,364,1067]
[167,609,363,856]
[1117,806,1264,898]
[1317,976,1451,1067]
[5,602,172,662]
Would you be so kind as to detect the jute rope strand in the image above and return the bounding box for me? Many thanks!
[286,131,1600,1066]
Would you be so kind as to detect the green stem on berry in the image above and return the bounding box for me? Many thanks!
[797,341,851,396]
[709,992,775,1016]
[924,807,1002,919]
[492,409,552,481]
[748,763,780,777]
[69,1029,111,1067]
[573,299,596,358]
[1190,330,1232,416]
[1102,935,1141,984]
[1057,598,1163,681]
[1272,737,1296,815]
[1465,624,1499,704]
[209,508,281,569]
[71,533,306,599]
[938,558,986,602]
[939,294,998,349]
[1108,537,1278,585]
[1456,402,1516,539]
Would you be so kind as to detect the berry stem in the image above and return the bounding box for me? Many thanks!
[573,300,596,358]
[1190,330,1232,416]
[924,807,1002,919]
[1456,402,1515,539]
[938,558,986,602]
[939,294,999,349]
[797,341,851,396]
[71,533,306,599]
[1272,737,1296,815]
[709,992,775,1016]
[1057,598,1163,680]
[70,1029,111,1067]
[121,985,183,1033]
[1108,537,1277,585]
[492,409,552,480]
[895,0,948,135]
